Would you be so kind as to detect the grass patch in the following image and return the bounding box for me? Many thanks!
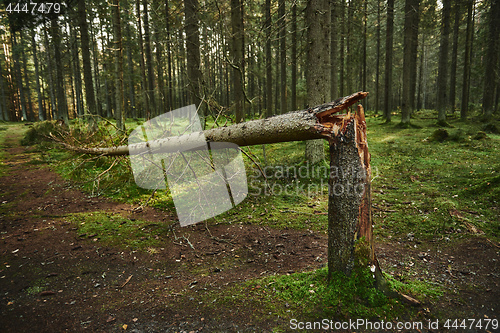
[67,211,174,250]
[202,266,432,328]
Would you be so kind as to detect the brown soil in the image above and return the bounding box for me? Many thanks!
[0,128,498,332]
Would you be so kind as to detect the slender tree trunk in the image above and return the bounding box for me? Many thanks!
[43,24,57,120]
[11,30,27,121]
[153,4,165,115]
[362,0,367,98]
[20,31,34,121]
[482,0,500,120]
[330,0,339,100]
[231,0,244,123]
[461,0,473,121]
[339,1,345,96]
[401,0,419,125]
[143,0,156,118]
[291,2,298,111]
[124,10,137,118]
[165,0,173,111]
[416,35,425,111]
[279,0,286,115]
[384,0,394,122]
[136,0,149,119]
[113,0,125,130]
[449,1,460,114]
[0,54,7,121]
[184,0,204,122]
[436,0,451,124]
[375,0,381,113]
[51,19,69,124]
[305,0,330,164]
[69,23,83,118]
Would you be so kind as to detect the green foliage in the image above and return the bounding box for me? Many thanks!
[68,211,173,250]
[211,266,412,323]
[21,120,67,146]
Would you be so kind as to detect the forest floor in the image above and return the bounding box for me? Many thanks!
[0,121,499,332]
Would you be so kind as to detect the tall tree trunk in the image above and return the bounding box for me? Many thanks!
[69,23,83,118]
[113,0,125,130]
[305,0,330,164]
[291,2,298,111]
[461,0,473,121]
[362,0,367,98]
[384,0,394,122]
[279,0,286,115]
[401,0,419,125]
[374,0,381,113]
[339,1,345,96]
[136,0,149,119]
[143,0,156,118]
[330,0,339,100]
[416,35,425,111]
[481,0,500,120]
[20,31,34,121]
[165,0,173,111]
[124,6,137,118]
[51,19,69,124]
[231,0,244,123]
[0,53,7,121]
[449,1,460,114]
[43,24,57,120]
[184,0,204,123]
[11,30,27,121]
[436,0,451,124]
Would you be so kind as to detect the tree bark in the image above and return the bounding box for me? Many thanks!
[401,0,419,125]
[330,0,339,100]
[279,0,286,115]
[449,1,460,114]
[184,0,203,121]
[481,0,500,120]
[136,0,149,119]
[11,29,27,121]
[305,0,330,164]
[384,0,394,122]
[291,2,298,111]
[113,0,125,130]
[328,104,374,276]
[374,0,381,113]
[20,31,34,121]
[461,0,473,121]
[143,0,156,118]
[51,18,69,124]
[231,0,245,123]
[436,0,451,124]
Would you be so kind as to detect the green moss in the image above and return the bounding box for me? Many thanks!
[67,211,174,250]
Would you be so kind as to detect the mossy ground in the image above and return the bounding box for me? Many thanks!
[2,109,498,330]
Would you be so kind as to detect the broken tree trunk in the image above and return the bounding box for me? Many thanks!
[325,105,374,277]
[57,92,377,276]
[58,92,368,156]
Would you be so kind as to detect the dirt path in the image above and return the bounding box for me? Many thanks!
[1,126,498,332]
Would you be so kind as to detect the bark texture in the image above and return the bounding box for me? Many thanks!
[326,105,373,277]
[305,0,331,164]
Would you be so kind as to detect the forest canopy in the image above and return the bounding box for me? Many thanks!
[0,0,498,125]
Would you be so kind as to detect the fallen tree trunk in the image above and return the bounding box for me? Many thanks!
[59,92,368,156]
[57,91,379,277]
